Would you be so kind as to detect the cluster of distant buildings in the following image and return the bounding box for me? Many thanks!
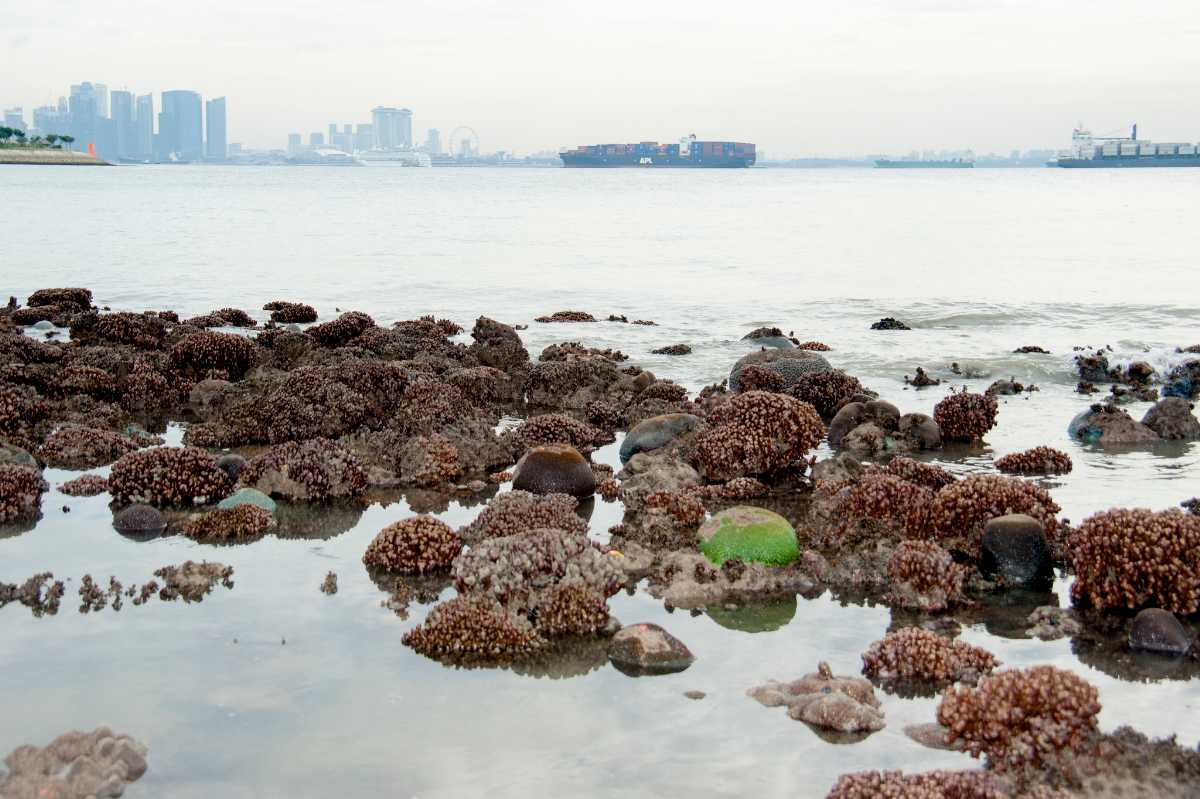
[287,107,452,157]
[3,82,228,163]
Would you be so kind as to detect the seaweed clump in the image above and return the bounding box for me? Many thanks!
[0,465,49,523]
[363,516,462,573]
[1067,508,1200,614]
[861,627,999,684]
[937,666,1101,770]
[107,447,233,506]
[693,391,824,482]
[995,446,1073,476]
[933,390,999,442]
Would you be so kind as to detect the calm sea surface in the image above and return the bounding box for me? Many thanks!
[1,165,1198,797]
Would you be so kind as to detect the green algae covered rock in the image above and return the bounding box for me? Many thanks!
[698,506,798,567]
[218,487,278,514]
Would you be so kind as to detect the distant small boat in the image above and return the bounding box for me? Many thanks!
[285,147,364,166]
[357,149,432,167]
[875,158,974,169]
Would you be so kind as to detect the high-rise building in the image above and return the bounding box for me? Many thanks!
[287,133,302,153]
[135,94,154,159]
[328,123,337,140]
[370,107,412,149]
[354,124,373,152]
[110,91,135,160]
[309,132,324,147]
[425,128,442,155]
[68,83,99,154]
[159,90,203,161]
[95,84,109,118]
[3,108,25,132]
[205,97,227,160]
[31,105,66,137]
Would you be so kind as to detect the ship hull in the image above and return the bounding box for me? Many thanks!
[560,153,754,168]
[1057,156,1200,168]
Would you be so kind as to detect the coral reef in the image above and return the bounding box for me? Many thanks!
[363,516,462,573]
[843,471,933,535]
[458,490,587,541]
[401,595,545,661]
[58,474,109,497]
[183,505,275,541]
[0,465,49,524]
[108,447,232,506]
[1067,508,1200,614]
[995,446,1073,475]
[937,666,1101,770]
[37,425,139,469]
[933,390,999,442]
[693,391,824,481]
[530,582,611,636]
[861,628,999,684]
[728,349,831,392]
[929,475,1059,557]
[0,726,148,799]
[886,540,966,611]
[535,310,596,323]
[505,413,605,457]
[790,370,867,418]
[307,310,375,346]
[240,438,368,500]
[170,330,259,379]
[264,301,319,323]
[796,341,832,351]
[825,770,1005,799]
[652,344,692,356]
[735,364,786,393]
[884,457,956,492]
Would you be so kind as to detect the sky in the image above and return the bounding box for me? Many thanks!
[4,0,1200,157]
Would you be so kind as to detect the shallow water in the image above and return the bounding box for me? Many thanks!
[1,165,1199,797]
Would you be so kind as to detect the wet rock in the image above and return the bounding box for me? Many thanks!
[1129,609,1194,655]
[1013,346,1050,354]
[870,317,910,331]
[0,442,39,470]
[897,413,942,450]
[217,487,277,513]
[698,506,798,567]
[619,413,703,464]
[980,514,1052,586]
[608,622,694,675]
[841,422,887,458]
[741,326,794,349]
[903,723,953,750]
[828,400,900,448]
[1026,606,1083,641]
[215,453,247,482]
[112,504,168,538]
[511,444,596,498]
[320,571,338,594]
[188,378,235,417]
[1075,350,1110,383]
[727,348,831,392]
[905,367,940,387]
[810,452,863,484]
[748,662,884,733]
[683,690,706,700]
[1069,403,1159,444]
[1141,397,1200,440]
[651,344,692,356]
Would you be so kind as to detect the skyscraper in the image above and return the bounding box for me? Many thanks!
[205,97,227,160]
[354,124,373,152]
[309,132,325,147]
[31,106,65,137]
[370,107,413,150]
[110,91,135,160]
[425,128,442,155]
[287,133,302,153]
[2,108,23,132]
[135,94,154,159]
[94,84,109,118]
[159,90,203,161]
[68,83,100,152]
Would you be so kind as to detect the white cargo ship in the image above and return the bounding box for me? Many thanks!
[1055,125,1200,167]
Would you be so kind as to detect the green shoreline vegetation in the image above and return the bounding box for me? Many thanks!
[0,127,107,165]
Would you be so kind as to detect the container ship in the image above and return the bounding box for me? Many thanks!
[559,135,755,168]
[875,158,973,168]
[1055,124,1200,168]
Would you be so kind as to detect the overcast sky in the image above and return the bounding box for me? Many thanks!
[5,0,1200,157]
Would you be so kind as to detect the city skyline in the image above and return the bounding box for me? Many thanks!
[5,0,1200,157]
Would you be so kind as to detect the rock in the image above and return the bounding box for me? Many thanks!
[188,378,235,417]
[748,662,884,734]
[215,453,247,482]
[870,317,910,331]
[112,504,167,538]
[684,690,706,700]
[217,487,278,514]
[608,623,695,675]
[651,344,692,356]
[619,413,704,464]
[904,723,954,750]
[828,400,900,448]
[728,348,831,392]
[1141,397,1200,441]
[810,452,863,483]
[981,514,1053,586]
[617,452,702,504]
[841,422,887,458]
[897,413,942,450]
[1069,403,1159,444]
[698,506,799,567]
[0,442,39,470]
[1026,606,1083,641]
[511,443,595,497]
[1129,609,1195,655]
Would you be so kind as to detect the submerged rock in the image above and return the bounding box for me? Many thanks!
[1129,609,1194,655]
[112,504,168,537]
[608,622,694,675]
[870,317,910,331]
[1069,403,1159,444]
[748,662,884,734]
[698,507,799,567]
[1141,397,1200,440]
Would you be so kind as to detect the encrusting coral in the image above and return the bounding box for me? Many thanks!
[263,301,318,323]
[36,425,139,469]
[693,391,824,481]
[933,390,999,442]
[937,665,1101,770]
[995,446,1073,475]
[108,447,232,506]
[530,582,611,636]
[169,330,259,379]
[1067,508,1200,614]
[239,438,368,500]
[825,770,1006,799]
[58,474,109,497]
[307,311,375,346]
[861,627,999,684]
[843,471,933,535]
[884,456,957,492]
[363,516,463,573]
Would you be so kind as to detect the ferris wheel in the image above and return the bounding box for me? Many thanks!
[449,127,480,158]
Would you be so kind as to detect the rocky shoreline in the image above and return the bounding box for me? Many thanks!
[2,288,1199,796]
[0,149,110,166]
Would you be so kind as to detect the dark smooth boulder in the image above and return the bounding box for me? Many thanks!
[1141,397,1200,441]
[619,413,703,464]
[1129,609,1194,655]
[511,444,595,497]
[981,514,1052,586]
[608,623,694,676]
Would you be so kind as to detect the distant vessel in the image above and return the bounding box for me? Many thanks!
[1054,124,1200,168]
[286,148,364,166]
[559,135,755,168]
[875,158,973,169]
[357,149,432,167]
